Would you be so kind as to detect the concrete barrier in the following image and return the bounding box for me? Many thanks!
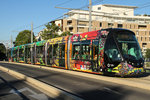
[0,65,83,100]
[1,61,150,91]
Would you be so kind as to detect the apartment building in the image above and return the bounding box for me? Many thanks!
[51,4,150,54]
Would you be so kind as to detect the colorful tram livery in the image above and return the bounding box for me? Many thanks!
[9,28,145,76]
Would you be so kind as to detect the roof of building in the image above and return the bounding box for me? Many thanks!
[102,4,138,8]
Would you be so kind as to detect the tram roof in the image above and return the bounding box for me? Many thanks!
[71,30,99,42]
[47,36,68,44]
[36,40,47,46]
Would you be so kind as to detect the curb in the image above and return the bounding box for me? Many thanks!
[1,61,150,91]
[0,65,83,100]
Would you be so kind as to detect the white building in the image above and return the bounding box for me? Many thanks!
[38,4,150,53]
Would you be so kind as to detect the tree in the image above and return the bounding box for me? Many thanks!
[15,30,36,46]
[0,43,6,60]
[145,49,150,59]
[41,23,61,40]
[0,43,6,54]
[60,31,73,36]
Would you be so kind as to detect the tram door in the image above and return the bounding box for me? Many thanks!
[25,46,31,63]
[52,44,59,67]
[35,45,45,65]
[59,43,65,67]
[47,45,52,66]
[92,40,99,71]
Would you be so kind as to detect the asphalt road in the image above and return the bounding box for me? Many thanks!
[0,62,150,100]
[0,70,52,100]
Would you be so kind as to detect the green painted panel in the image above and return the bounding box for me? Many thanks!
[36,40,46,46]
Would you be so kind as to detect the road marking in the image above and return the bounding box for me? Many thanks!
[10,87,48,100]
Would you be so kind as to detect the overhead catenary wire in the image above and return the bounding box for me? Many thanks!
[55,0,74,7]
[79,0,103,10]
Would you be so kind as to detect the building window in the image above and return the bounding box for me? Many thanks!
[118,24,123,28]
[142,43,147,47]
[108,23,114,28]
[138,25,147,29]
[141,37,142,41]
[145,37,147,41]
[69,27,73,32]
[98,7,101,10]
[67,20,72,25]
[100,22,102,27]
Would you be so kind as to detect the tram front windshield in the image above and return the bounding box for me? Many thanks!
[115,31,143,61]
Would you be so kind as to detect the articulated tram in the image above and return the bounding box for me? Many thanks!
[9,28,145,76]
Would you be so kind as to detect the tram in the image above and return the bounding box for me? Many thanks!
[9,28,145,76]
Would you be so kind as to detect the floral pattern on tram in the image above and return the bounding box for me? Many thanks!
[98,30,109,71]
[111,63,144,76]
[47,37,66,45]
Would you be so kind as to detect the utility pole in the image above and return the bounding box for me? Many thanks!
[89,0,92,32]
[11,35,13,48]
[31,22,33,64]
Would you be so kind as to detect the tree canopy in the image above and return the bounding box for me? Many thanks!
[41,23,61,40]
[60,31,73,37]
[0,43,6,54]
[145,48,150,59]
[0,43,6,60]
[41,23,73,40]
[15,30,36,46]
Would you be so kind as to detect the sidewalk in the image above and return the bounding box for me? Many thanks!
[0,70,51,100]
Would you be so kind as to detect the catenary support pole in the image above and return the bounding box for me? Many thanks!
[89,0,92,32]
[31,22,33,64]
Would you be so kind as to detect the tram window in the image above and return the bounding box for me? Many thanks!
[53,44,59,58]
[81,45,91,60]
[80,40,91,60]
[93,40,99,60]
[59,44,65,59]
[26,48,30,57]
[13,50,17,57]
[72,45,80,59]
[47,45,52,58]
[105,37,121,62]
[37,46,43,58]
[19,49,24,57]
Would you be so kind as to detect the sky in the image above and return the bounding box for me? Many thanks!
[0,0,150,47]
